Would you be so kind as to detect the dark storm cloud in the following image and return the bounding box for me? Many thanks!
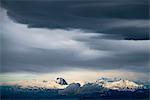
[0,0,149,74]
[1,0,149,40]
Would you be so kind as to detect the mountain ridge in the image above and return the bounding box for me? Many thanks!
[1,77,145,91]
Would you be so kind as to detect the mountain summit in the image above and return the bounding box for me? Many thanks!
[56,77,68,85]
[96,77,143,91]
[104,80,143,91]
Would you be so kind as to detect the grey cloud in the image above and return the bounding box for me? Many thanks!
[2,41,149,73]
[0,0,149,75]
[1,18,149,73]
[1,0,149,40]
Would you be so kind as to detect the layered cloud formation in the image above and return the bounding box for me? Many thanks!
[0,0,149,80]
[1,0,149,40]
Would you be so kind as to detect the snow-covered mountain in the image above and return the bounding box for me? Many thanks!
[1,77,149,99]
[1,78,68,89]
[96,77,143,91]
[1,77,144,91]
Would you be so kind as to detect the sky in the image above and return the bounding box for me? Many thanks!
[0,0,149,83]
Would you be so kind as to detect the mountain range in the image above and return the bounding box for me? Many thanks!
[1,77,149,99]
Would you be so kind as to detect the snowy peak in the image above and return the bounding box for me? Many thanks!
[21,80,68,89]
[104,80,143,90]
[1,77,144,91]
[96,78,143,91]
